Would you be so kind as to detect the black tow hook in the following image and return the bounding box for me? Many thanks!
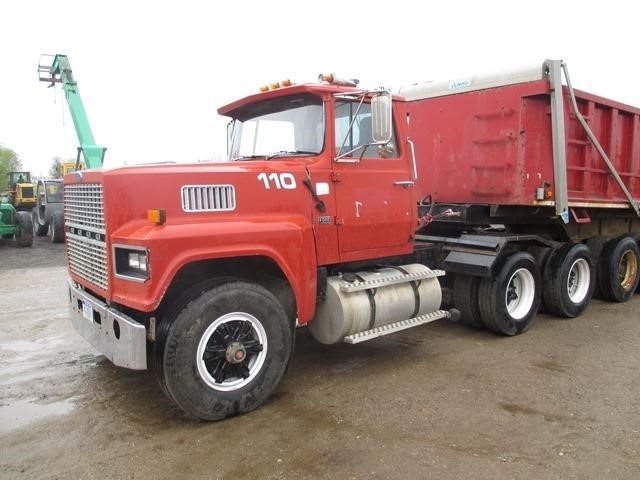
[447,308,461,323]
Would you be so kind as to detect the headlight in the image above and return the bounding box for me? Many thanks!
[128,251,148,272]
[114,246,149,282]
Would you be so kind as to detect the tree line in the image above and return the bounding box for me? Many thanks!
[0,145,72,191]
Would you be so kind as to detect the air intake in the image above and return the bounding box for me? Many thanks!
[181,185,236,212]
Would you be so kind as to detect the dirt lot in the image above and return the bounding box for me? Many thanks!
[1,236,639,479]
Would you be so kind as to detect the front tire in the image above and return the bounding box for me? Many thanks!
[159,281,292,420]
[32,211,48,236]
[478,252,541,336]
[50,211,64,243]
[15,211,33,247]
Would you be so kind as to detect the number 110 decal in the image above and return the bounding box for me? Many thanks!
[257,172,297,190]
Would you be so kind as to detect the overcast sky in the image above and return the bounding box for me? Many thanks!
[1,0,638,176]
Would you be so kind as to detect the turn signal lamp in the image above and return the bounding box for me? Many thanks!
[147,209,166,225]
[546,190,553,199]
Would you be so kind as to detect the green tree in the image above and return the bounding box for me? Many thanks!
[0,146,22,191]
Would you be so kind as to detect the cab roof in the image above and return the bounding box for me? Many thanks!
[217,83,404,118]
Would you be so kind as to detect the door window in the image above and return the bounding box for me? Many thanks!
[334,101,397,158]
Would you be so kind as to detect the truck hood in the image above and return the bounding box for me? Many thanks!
[64,161,317,238]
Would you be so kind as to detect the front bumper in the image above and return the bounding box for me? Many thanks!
[68,278,147,369]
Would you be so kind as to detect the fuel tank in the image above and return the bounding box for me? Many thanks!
[308,264,442,344]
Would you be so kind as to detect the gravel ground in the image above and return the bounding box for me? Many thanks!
[1,236,639,479]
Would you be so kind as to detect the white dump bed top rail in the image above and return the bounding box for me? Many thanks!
[397,61,547,101]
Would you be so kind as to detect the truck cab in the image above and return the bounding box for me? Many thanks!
[65,78,444,421]
[219,82,417,264]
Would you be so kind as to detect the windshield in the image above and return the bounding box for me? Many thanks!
[229,94,324,160]
[10,172,31,184]
[45,181,63,203]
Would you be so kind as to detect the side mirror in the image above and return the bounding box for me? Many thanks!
[371,91,392,144]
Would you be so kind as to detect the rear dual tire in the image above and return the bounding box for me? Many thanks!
[478,252,541,336]
[598,236,640,302]
[453,274,483,329]
[542,243,595,318]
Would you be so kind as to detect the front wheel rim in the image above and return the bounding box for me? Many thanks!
[505,268,535,320]
[567,258,590,303]
[196,312,268,392]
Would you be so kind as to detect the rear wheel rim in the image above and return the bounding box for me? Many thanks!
[196,312,267,392]
[567,258,590,303]
[618,250,638,290]
[505,268,535,320]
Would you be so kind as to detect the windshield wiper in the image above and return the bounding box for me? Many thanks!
[232,154,265,162]
[266,150,318,160]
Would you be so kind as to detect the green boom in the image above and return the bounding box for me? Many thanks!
[39,54,106,169]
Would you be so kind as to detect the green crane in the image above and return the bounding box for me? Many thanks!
[38,54,106,169]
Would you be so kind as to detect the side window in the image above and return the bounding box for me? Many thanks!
[334,101,397,158]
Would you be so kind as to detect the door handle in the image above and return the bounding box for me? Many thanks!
[394,180,415,187]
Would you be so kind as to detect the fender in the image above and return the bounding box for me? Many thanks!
[108,214,318,323]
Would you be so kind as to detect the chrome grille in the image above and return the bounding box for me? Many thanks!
[64,184,105,232]
[64,183,108,290]
[181,185,236,212]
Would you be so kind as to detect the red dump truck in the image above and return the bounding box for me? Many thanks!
[66,60,640,420]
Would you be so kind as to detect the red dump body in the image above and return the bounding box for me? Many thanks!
[406,79,640,208]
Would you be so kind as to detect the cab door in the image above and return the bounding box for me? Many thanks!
[332,100,415,261]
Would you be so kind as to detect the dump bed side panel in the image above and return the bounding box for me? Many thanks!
[565,90,640,204]
[407,79,640,208]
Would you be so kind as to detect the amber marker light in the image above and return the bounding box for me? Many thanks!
[281,79,292,87]
[269,82,280,90]
[147,209,166,225]
[546,190,553,198]
[259,85,269,92]
[318,73,334,83]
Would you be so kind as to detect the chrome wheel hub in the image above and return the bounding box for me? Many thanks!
[196,312,267,392]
